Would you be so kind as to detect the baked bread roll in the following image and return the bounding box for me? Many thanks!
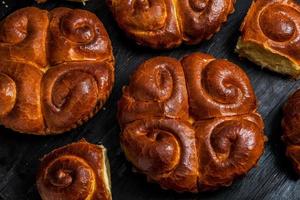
[282,89,300,175]
[36,0,87,3]
[0,7,114,135]
[37,140,112,200]
[107,0,235,49]
[236,0,300,79]
[118,53,266,192]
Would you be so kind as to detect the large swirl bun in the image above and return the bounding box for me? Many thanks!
[282,89,300,175]
[37,140,112,200]
[0,7,114,135]
[118,53,265,192]
[107,0,235,49]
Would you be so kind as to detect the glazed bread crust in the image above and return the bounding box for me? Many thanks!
[118,53,265,192]
[107,0,235,49]
[282,89,300,175]
[236,0,300,78]
[0,7,114,135]
[36,140,112,200]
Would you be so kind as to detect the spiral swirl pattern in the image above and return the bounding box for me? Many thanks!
[195,114,264,190]
[37,140,112,200]
[107,0,235,49]
[49,8,113,65]
[257,1,300,61]
[0,7,49,67]
[282,89,300,174]
[118,57,188,125]
[0,61,44,133]
[238,0,300,77]
[0,7,114,134]
[181,53,256,120]
[118,53,265,192]
[178,0,235,44]
[42,62,114,133]
[122,118,198,192]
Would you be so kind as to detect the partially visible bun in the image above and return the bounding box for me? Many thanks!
[36,0,88,4]
[282,89,300,174]
[107,0,235,49]
[236,0,300,79]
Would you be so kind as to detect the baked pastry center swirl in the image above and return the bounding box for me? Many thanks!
[118,53,265,192]
[37,140,112,200]
[259,3,297,42]
[236,0,300,79]
[0,7,114,135]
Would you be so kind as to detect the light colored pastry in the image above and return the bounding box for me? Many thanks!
[236,0,300,78]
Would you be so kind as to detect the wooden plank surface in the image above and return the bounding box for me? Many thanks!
[1,0,300,199]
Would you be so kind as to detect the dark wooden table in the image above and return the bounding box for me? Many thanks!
[1,0,300,199]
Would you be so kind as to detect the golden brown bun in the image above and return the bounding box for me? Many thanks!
[236,0,300,79]
[0,7,114,135]
[37,140,112,200]
[282,89,300,174]
[118,53,266,192]
[36,0,87,3]
[107,0,235,49]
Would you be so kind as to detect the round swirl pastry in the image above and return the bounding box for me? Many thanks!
[107,0,235,49]
[282,89,300,175]
[118,53,265,192]
[37,140,112,200]
[236,0,300,79]
[0,7,114,134]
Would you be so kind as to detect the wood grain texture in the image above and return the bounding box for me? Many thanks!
[0,0,300,199]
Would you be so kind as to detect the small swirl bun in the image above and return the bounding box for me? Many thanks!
[181,53,256,120]
[37,140,112,200]
[0,7,49,67]
[282,89,300,174]
[122,118,198,192]
[195,113,264,190]
[118,53,265,192]
[236,0,300,78]
[42,61,114,133]
[177,0,235,44]
[0,7,114,134]
[107,0,235,49]
[49,8,113,65]
[118,57,188,125]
